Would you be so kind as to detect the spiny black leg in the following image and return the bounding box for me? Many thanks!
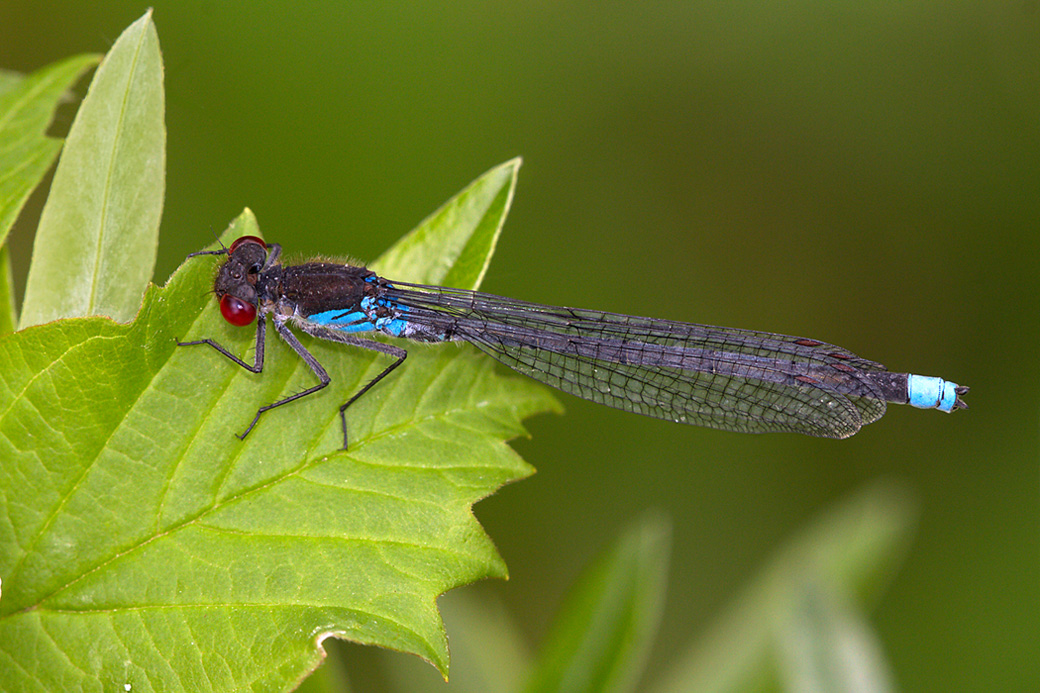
[237,319,332,439]
[184,248,228,259]
[262,243,282,268]
[296,321,409,450]
[182,313,412,448]
[178,315,267,373]
[338,351,407,450]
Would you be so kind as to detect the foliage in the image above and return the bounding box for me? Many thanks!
[0,12,914,693]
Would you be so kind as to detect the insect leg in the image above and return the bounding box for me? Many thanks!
[296,322,408,450]
[178,314,267,373]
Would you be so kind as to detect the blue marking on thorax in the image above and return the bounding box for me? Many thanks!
[374,296,411,336]
[308,308,377,333]
[907,375,959,412]
[306,293,413,337]
[378,317,410,337]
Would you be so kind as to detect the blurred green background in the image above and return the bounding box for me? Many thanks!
[2,2,1035,690]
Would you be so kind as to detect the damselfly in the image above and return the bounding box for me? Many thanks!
[179,236,968,449]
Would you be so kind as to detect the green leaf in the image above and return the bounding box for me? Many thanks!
[0,186,558,689]
[0,54,101,247]
[379,588,532,693]
[0,245,16,335]
[295,641,354,693]
[19,10,165,328]
[0,69,24,95]
[650,481,916,693]
[773,582,895,693]
[373,157,520,288]
[522,513,671,693]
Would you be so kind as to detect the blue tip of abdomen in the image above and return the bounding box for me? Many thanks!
[907,374,964,412]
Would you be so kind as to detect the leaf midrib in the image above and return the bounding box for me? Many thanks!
[4,339,504,618]
[86,21,150,316]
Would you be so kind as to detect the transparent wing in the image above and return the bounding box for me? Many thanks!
[382,282,889,439]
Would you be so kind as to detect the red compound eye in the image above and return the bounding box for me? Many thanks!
[228,235,266,254]
[219,294,257,326]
